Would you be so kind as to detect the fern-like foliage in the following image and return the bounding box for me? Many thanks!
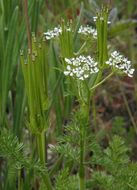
[55,168,78,190]
[90,135,137,190]
[0,128,24,168]
[53,108,91,163]
[54,122,80,162]
[0,128,48,177]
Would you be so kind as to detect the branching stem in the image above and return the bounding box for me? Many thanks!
[90,72,113,91]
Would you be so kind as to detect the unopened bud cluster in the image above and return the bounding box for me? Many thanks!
[64,55,99,80]
[106,51,135,77]
[93,16,111,24]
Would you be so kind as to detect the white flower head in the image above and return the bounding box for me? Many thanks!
[78,25,97,39]
[64,55,99,80]
[44,26,62,40]
[107,21,111,24]
[93,16,97,22]
[44,26,71,40]
[106,51,135,77]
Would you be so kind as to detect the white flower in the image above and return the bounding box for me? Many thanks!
[93,16,97,22]
[64,55,99,80]
[107,21,111,24]
[44,26,62,40]
[78,25,97,39]
[106,51,135,77]
[67,65,71,70]
[44,24,99,40]
[65,58,72,64]
[44,26,71,40]
[84,74,89,78]
[64,71,70,76]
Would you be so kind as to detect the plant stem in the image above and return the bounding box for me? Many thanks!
[79,102,90,190]
[37,132,45,165]
[41,173,53,190]
[37,132,53,190]
[91,7,109,92]
[90,72,113,91]
[92,96,97,128]
[23,0,31,51]
[79,134,85,190]
[18,170,22,190]
[117,76,137,134]
[75,41,87,56]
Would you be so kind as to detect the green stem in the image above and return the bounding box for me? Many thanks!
[37,132,45,165]
[18,170,22,190]
[79,103,90,190]
[37,132,53,190]
[80,177,85,190]
[118,76,137,134]
[41,174,53,190]
[75,41,87,56]
[90,72,113,91]
[23,0,31,51]
[79,134,85,190]
[24,169,33,190]
[92,7,109,94]
[92,96,97,128]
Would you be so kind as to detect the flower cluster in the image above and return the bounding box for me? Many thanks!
[43,26,62,40]
[106,51,135,77]
[44,25,98,40]
[78,25,97,39]
[64,55,99,80]
[44,26,72,40]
